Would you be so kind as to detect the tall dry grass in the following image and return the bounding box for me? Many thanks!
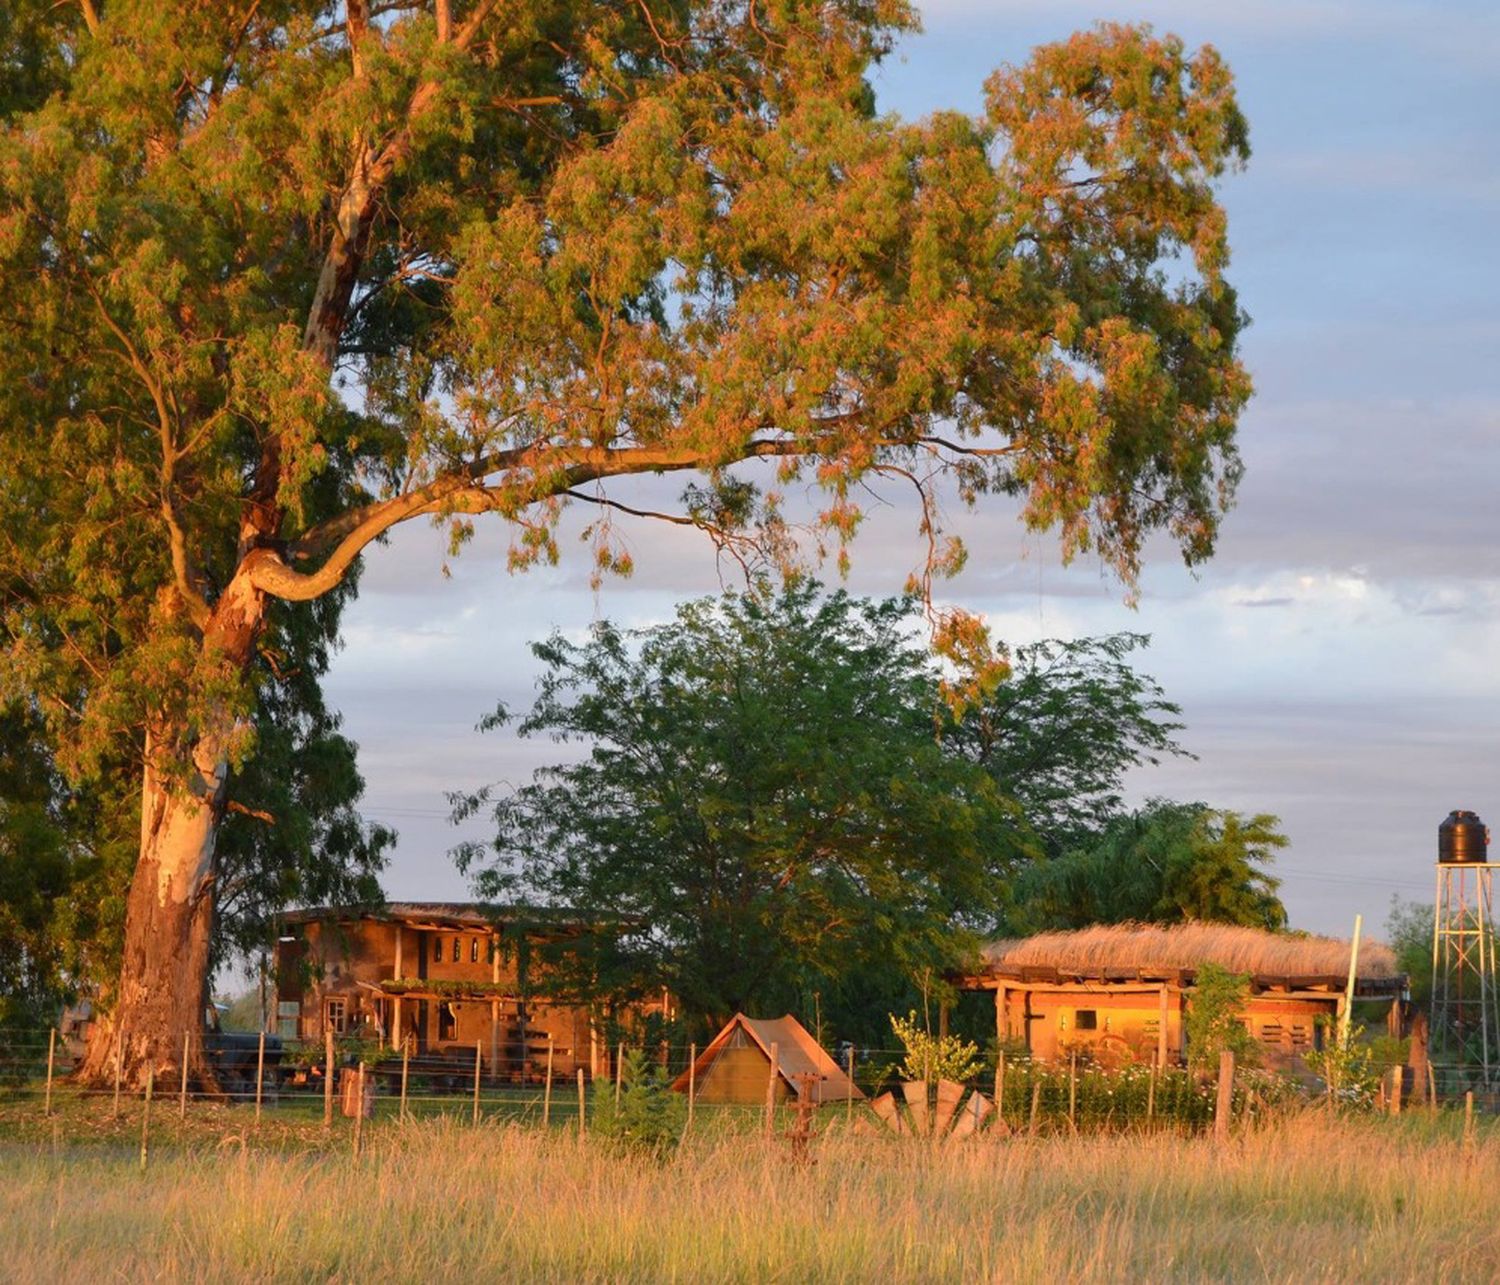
[1,1110,1496,1282]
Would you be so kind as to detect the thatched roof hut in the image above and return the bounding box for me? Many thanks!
[978,922,1400,990]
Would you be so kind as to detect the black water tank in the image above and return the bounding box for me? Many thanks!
[1439,810,1490,863]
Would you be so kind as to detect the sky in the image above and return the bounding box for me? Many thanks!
[321,0,1500,940]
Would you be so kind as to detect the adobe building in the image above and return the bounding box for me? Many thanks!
[273,902,667,1081]
[955,922,1405,1073]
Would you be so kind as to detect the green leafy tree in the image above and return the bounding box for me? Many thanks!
[1008,801,1287,932]
[1385,896,1433,1009]
[455,586,1018,1032]
[889,1010,983,1086]
[947,633,1188,857]
[0,1,1252,1084]
[1183,961,1257,1070]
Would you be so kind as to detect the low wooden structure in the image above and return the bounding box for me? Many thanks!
[955,923,1405,1073]
[274,902,667,1082]
[672,1014,864,1104]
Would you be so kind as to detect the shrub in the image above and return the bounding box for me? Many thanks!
[590,1049,685,1158]
[889,1011,983,1085]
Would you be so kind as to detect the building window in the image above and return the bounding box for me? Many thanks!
[433,936,443,963]
[1074,1009,1098,1032]
[452,937,461,962]
[471,937,479,963]
[438,1002,456,1041]
[326,997,347,1035]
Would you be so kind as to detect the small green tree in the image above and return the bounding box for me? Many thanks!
[590,1049,685,1158]
[889,1011,983,1085]
[1183,963,1258,1071]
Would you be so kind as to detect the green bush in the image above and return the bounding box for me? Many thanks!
[591,1049,685,1158]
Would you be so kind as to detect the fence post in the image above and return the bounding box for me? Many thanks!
[400,1040,410,1122]
[844,1045,852,1128]
[353,1061,366,1156]
[1215,1049,1235,1141]
[1146,1057,1157,1127]
[1464,1090,1476,1153]
[1029,1079,1041,1136]
[1068,1052,1078,1134]
[323,1028,334,1129]
[1389,1066,1402,1117]
[473,1040,483,1127]
[111,1027,125,1120]
[687,1042,698,1134]
[255,1030,265,1124]
[543,1036,554,1127]
[179,1030,190,1118]
[615,1041,624,1109]
[764,1041,779,1139]
[994,1051,1004,1130]
[44,1027,56,1118]
[139,1066,153,1171]
[576,1068,586,1139]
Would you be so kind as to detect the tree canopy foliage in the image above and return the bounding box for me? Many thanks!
[947,633,1188,858]
[455,586,1018,1031]
[0,0,1252,1078]
[1006,801,1287,934]
[458,588,1287,1038]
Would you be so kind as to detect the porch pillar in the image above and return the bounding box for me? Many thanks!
[994,982,1008,1046]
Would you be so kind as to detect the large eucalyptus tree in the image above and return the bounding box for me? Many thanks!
[0,0,1251,1084]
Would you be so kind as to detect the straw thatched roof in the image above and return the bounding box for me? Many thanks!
[975,922,1401,989]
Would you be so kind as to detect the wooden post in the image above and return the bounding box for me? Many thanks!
[1389,1066,1402,1116]
[764,1041,779,1138]
[688,1042,698,1133]
[1338,914,1362,1049]
[994,1051,1005,1129]
[1029,1079,1041,1135]
[1146,1056,1157,1127]
[473,1040,483,1127]
[1067,1051,1078,1134]
[353,1062,366,1156]
[111,1027,125,1120]
[844,1045,853,1128]
[543,1035,554,1126]
[323,1027,334,1128]
[400,1041,410,1122]
[1428,1062,1438,1113]
[576,1068,586,1138]
[1157,986,1170,1069]
[43,1027,56,1118]
[1215,1049,1235,1141]
[489,1000,499,1085]
[615,1041,625,1108]
[139,1066,153,1171]
[255,1030,266,1123]
[994,983,1006,1048]
[1464,1090,1476,1153]
[179,1030,190,1119]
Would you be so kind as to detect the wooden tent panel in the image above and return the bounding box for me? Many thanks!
[695,1042,789,1105]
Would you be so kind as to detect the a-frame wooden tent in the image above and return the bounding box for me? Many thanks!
[672,1013,864,1105]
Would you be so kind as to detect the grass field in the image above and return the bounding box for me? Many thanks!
[2,1093,1497,1282]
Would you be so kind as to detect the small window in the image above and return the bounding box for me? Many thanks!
[326,997,347,1035]
[452,937,461,962]
[438,1002,456,1040]
[433,936,443,962]
[1074,1010,1098,1032]
[470,937,479,963]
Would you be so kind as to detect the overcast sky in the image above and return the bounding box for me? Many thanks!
[321,0,1500,940]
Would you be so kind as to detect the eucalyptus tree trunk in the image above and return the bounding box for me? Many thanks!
[77,580,269,1088]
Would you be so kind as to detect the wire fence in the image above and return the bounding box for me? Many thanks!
[0,1023,1447,1146]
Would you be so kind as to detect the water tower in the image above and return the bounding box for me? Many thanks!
[1429,809,1500,1089]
